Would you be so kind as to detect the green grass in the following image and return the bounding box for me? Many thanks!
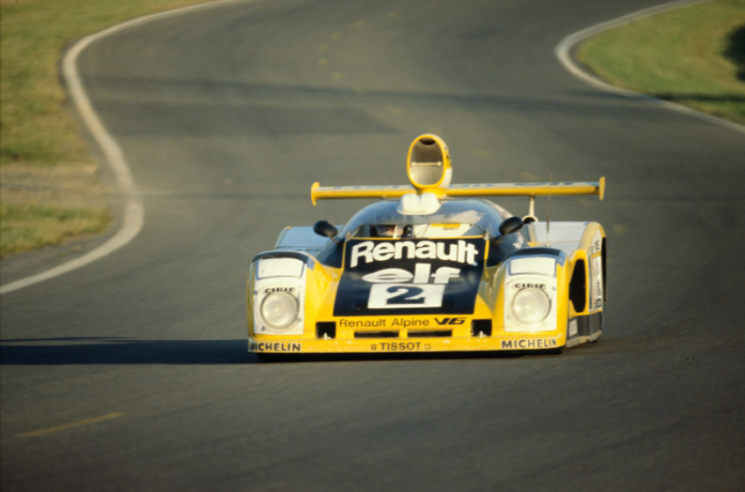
[0,0,216,165]
[1,0,214,259]
[576,0,745,124]
[1,204,110,258]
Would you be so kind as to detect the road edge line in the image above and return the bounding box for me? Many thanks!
[0,0,242,295]
[554,0,745,137]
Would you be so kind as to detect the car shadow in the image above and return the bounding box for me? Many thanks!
[0,338,251,365]
[252,350,561,363]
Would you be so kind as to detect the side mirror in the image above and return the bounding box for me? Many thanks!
[313,220,339,244]
[493,216,524,247]
[499,216,524,236]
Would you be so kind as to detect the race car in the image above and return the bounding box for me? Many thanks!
[248,134,606,359]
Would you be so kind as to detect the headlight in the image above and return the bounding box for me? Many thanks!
[261,292,298,329]
[511,288,551,325]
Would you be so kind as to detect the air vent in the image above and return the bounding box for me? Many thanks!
[408,330,452,338]
[316,322,336,339]
[569,260,587,313]
[471,319,492,337]
[354,331,399,339]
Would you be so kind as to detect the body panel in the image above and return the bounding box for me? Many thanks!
[248,211,605,355]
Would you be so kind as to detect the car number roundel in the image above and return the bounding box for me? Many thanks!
[333,238,485,316]
[368,284,446,309]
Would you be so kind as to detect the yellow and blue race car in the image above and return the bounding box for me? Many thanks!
[248,134,606,359]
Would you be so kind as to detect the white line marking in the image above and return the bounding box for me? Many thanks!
[555,0,745,136]
[0,0,247,295]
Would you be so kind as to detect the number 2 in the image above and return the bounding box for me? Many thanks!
[386,287,425,305]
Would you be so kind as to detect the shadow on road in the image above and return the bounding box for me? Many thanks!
[0,338,560,364]
[0,338,251,365]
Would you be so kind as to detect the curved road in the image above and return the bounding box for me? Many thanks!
[2,1,744,490]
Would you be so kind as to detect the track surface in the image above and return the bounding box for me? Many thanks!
[2,1,744,490]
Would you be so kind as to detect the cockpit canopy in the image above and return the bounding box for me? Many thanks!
[355,223,479,239]
[340,198,512,240]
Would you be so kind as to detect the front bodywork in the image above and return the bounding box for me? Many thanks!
[247,210,605,356]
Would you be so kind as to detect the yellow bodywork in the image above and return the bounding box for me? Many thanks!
[249,134,605,356]
[310,180,605,205]
[310,134,604,205]
[247,223,606,355]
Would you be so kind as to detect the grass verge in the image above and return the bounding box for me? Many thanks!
[576,0,745,124]
[0,0,216,259]
[1,204,110,258]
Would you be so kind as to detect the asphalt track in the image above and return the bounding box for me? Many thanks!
[2,0,744,490]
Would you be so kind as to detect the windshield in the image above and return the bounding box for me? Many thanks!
[352,223,483,239]
[340,199,510,239]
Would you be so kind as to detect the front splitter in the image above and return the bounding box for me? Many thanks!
[248,335,564,354]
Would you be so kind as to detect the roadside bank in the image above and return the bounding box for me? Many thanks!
[575,0,745,125]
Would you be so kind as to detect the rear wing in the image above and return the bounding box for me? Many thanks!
[447,180,605,199]
[310,134,605,207]
[311,179,605,205]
